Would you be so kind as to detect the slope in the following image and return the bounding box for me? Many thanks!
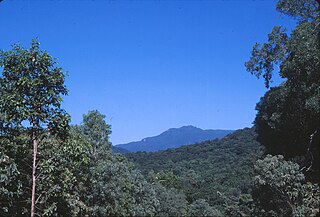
[126,128,264,207]
[112,145,131,154]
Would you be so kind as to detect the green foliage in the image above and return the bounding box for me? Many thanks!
[276,0,319,21]
[245,26,288,88]
[69,111,163,217]
[246,0,320,181]
[300,182,320,217]
[35,130,91,217]
[81,110,112,153]
[0,108,171,216]
[0,134,30,216]
[254,85,315,156]
[84,154,159,216]
[0,130,92,216]
[127,128,263,208]
[112,145,130,154]
[0,152,23,215]
[0,39,71,216]
[188,199,222,217]
[246,0,319,86]
[253,155,305,216]
[153,184,188,217]
[0,39,70,136]
[221,193,255,217]
[252,155,320,217]
[147,170,181,190]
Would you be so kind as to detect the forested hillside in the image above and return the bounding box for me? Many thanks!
[112,145,130,154]
[127,128,264,207]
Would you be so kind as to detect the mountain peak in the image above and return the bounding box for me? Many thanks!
[165,126,202,135]
[171,125,198,129]
[167,125,198,131]
[180,125,199,129]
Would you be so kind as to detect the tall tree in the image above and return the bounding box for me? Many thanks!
[0,39,70,217]
[245,0,320,180]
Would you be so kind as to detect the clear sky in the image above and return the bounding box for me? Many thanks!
[0,0,296,145]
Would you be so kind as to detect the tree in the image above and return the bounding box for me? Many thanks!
[252,155,319,217]
[72,110,163,217]
[188,199,222,217]
[81,110,112,155]
[0,147,23,215]
[86,154,160,217]
[0,39,70,217]
[245,0,320,180]
[152,184,188,217]
[33,129,91,217]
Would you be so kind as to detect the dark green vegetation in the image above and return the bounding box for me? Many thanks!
[246,0,320,181]
[116,126,233,152]
[0,0,319,216]
[127,128,264,207]
[112,145,130,154]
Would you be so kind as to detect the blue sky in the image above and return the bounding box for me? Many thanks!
[0,0,296,145]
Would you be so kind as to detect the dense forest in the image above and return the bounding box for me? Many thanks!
[0,0,319,216]
[126,128,264,208]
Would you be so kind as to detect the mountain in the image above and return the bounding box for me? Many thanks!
[115,125,234,152]
[112,145,130,154]
[126,128,263,206]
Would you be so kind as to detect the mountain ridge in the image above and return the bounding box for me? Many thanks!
[115,125,234,152]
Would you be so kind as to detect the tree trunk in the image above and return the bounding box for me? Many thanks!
[31,136,38,217]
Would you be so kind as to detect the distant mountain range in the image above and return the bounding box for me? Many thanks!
[114,126,234,152]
